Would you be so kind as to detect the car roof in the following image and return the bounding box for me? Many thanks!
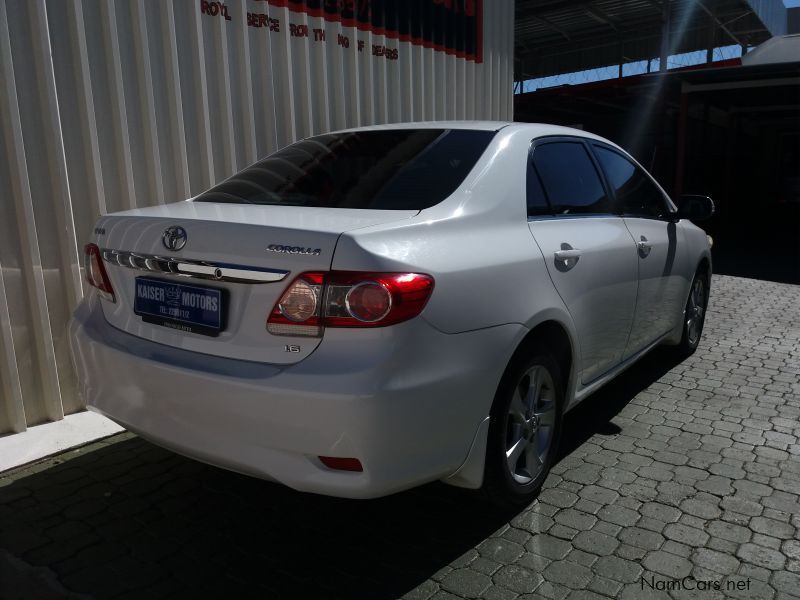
[329,121,616,146]
[333,120,511,133]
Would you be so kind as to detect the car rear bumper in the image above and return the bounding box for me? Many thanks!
[69,293,524,498]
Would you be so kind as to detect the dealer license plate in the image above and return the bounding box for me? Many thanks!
[134,277,225,337]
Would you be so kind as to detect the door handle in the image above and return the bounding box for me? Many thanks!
[637,236,652,258]
[554,245,581,271]
[554,249,582,260]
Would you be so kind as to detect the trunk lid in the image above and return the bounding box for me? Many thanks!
[94,201,417,364]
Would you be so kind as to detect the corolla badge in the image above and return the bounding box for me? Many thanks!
[267,244,322,256]
[162,226,187,251]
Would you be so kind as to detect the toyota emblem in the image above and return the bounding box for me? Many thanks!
[162,226,187,251]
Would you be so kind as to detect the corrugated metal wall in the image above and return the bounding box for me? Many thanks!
[0,0,513,434]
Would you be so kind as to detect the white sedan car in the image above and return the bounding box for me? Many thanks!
[70,122,713,505]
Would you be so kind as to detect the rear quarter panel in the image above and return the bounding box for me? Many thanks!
[331,127,575,338]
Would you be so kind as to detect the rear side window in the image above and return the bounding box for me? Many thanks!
[593,146,669,219]
[532,142,611,215]
[194,129,496,210]
[526,162,550,216]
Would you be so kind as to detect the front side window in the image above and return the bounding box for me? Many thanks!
[531,142,611,215]
[194,129,496,211]
[594,146,669,219]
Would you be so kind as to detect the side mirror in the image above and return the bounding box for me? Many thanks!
[678,194,715,222]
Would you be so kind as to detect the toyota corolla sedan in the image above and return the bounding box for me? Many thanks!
[70,122,713,505]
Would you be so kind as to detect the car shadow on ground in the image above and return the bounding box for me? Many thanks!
[1,349,684,600]
[558,346,685,459]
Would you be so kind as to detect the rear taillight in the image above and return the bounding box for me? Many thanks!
[267,272,324,337]
[267,271,434,336]
[84,243,115,302]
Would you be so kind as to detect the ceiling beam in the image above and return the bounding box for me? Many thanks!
[515,0,594,18]
[643,0,663,16]
[722,10,752,27]
[584,3,619,32]
[696,1,745,46]
[730,27,769,35]
[517,24,669,58]
[513,0,776,81]
[533,14,572,40]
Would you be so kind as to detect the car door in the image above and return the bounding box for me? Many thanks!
[527,138,639,384]
[591,143,687,358]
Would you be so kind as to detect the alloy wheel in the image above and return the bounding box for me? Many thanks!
[505,365,557,485]
[686,277,706,347]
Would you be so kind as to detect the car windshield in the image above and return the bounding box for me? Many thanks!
[194,129,496,210]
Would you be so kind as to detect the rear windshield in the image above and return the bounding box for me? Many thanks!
[194,129,496,210]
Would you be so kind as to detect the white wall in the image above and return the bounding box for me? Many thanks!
[0,0,514,433]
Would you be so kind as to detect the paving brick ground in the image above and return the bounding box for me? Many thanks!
[1,274,799,599]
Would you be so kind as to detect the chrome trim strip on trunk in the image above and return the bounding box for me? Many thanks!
[101,249,289,284]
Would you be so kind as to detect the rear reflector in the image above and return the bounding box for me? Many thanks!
[84,243,115,302]
[267,271,434,336]
[319,456,363,472]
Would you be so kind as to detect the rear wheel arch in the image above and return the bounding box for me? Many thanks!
[442,319,575,493]
[500,320,574,402]
[482,320,573,506]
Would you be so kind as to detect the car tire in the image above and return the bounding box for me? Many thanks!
[483,345,564,508]
[674,268,710,357]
